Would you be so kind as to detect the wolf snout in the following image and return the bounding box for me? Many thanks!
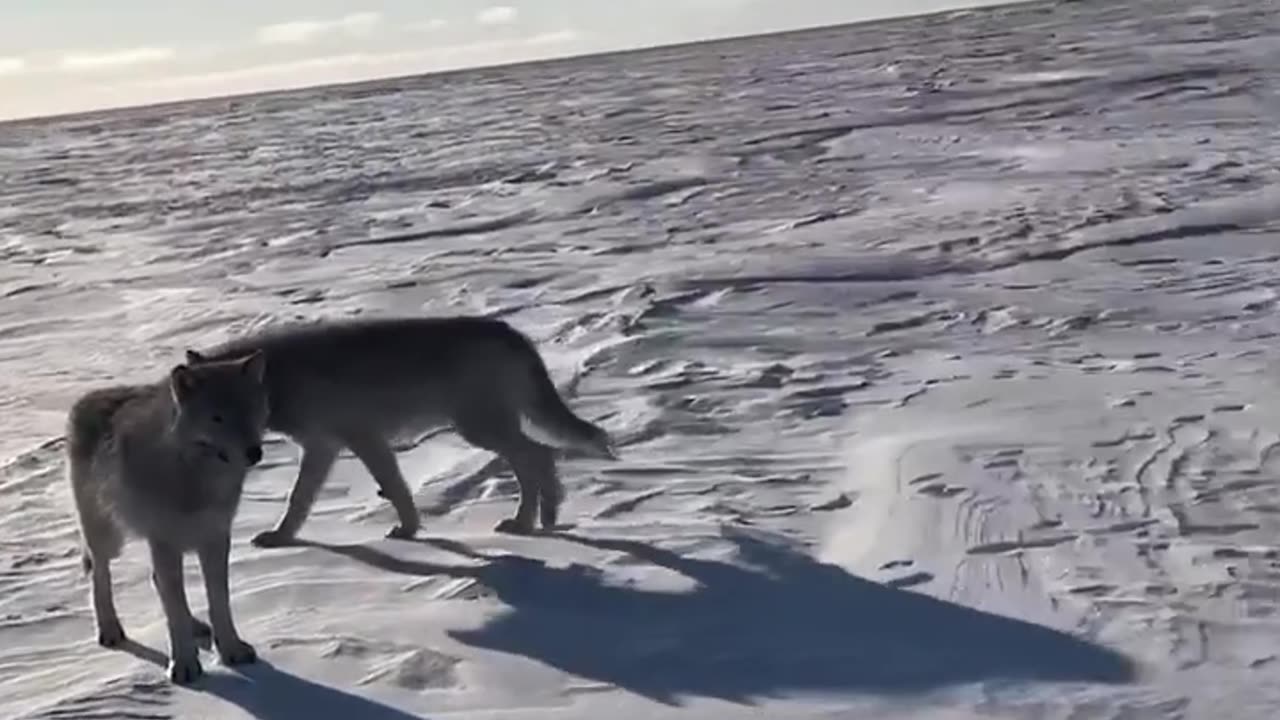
[245,445,263,466]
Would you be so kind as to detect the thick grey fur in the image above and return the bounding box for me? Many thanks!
[186,315,617,547]
[67,351,270,685]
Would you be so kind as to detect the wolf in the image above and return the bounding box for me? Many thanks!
[67,351,270,685]
[184,315,617,547]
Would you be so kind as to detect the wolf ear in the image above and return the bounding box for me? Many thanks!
[185,349,206,364]
[240,350,266,383]
[170,364,198,402]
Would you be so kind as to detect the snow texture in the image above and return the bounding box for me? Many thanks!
[2,0,1279,717]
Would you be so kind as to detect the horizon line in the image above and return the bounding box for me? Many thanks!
[0,0,1027,127]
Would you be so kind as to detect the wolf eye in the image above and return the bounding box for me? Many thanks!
[212,414,224,424]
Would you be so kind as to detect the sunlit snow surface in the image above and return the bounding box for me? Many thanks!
[3,0,1280,717]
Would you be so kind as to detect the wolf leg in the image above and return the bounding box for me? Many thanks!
[253,439,339,548]
[72,457,128,646]
[148,540,202,684]
[197,533,256,666]
[86,552,126,647]
[78,507,127,646]
[456,414,541,535]
[537,456,565,531]
[495,440,557,535]
[342,432,420,540]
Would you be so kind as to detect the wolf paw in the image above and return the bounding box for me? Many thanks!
[251,530,294,548]
[386,523,418,540]
[96,619,126,648]
[218,638,258,666]
[494,518,535,536]
[167,654,204,685]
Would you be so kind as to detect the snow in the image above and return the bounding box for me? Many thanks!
[3,0,1280,717]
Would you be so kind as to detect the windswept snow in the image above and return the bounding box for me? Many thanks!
[2,0,1280,717]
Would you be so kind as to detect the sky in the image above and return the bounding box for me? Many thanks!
[0,0,1010,121]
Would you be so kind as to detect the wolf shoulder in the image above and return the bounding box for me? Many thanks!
[66,383,165,458]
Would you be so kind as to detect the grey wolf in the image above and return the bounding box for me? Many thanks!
[184,316,617,547]
[67,351,270,684]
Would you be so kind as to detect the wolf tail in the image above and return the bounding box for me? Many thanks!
[515,350,618,461]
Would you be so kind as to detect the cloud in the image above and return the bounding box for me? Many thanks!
[135,30,583,95]
[59,47,176,72]
[256,12,382,46]
[476,6,518,26]
[411,18,449,32]
[526,30,580,46]
[0,57,26,77]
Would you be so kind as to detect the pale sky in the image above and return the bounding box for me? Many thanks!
[0,0,1008,121]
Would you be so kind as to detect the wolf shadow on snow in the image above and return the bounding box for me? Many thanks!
[306,526,1138,707]
[109,638,424,720]
[198,661,425,720]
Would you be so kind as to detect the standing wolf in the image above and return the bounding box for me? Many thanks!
[67,351,269,684]
[184,316,617,547]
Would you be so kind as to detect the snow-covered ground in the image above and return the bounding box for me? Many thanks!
[3,0,1280,717]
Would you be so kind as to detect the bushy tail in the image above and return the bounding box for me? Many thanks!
[517,355,617,461]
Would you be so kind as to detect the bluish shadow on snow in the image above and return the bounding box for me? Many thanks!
[199,661,425,720]
[445,527,1137,706]
[114,641,423,720]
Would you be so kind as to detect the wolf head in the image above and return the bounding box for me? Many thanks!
[169,350,270,467]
